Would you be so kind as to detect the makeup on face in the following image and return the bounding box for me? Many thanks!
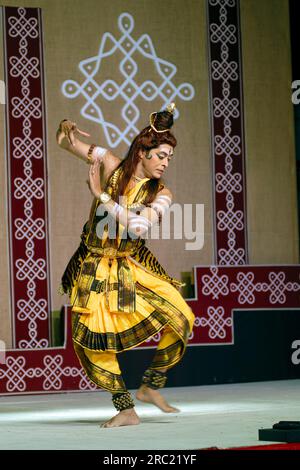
[141,145,174,178]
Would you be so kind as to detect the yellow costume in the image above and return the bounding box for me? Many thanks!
[61,166,195,405]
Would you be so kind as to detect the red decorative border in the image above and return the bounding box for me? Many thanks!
[187,265,300,344]
[0,306,96,394]
[1,264,299,394]
[207,0,248,265]
[3,6,51,348]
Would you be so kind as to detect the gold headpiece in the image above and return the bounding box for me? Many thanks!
[148,102,176,133]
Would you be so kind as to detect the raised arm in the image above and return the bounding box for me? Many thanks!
[56,119,121,173]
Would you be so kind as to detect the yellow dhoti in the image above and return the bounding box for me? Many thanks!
[62,167,196,395]
[71,254,195,392]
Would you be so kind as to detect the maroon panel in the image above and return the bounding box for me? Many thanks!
[187,265,300,344]
[0,306,96,394]
[207,0,248,264]
[1,264,299,394]
[3,6,51,348]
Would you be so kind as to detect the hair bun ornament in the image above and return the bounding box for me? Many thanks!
[148,102,176,133]
[166,102,176,114]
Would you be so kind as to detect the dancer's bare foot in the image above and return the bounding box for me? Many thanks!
[136,384,180,413]
[100,408,140,428]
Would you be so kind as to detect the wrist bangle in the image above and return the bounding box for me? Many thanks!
[87,143,96,163]
[98,191,112,204]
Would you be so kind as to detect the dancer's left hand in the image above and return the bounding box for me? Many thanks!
[56,119,90,147]
[88,160,102,198]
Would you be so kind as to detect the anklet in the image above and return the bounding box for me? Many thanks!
[112,391,135,411]
[141,368,167,390]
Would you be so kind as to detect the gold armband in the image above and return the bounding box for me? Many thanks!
[87,143,96,163]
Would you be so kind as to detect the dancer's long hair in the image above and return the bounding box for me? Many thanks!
[107,110,177,205]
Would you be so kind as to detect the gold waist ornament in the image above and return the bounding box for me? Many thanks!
[86,245,135,258]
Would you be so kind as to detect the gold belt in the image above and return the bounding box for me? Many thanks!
[86,244,136,313]
[86,245,134,258]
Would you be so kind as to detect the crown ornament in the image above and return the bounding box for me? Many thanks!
[166,102,176,114]
[148,102,176,133]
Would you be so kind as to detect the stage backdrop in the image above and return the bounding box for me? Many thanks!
[0,0,299,395]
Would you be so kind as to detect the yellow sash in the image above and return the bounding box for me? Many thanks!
[99,176,150,314]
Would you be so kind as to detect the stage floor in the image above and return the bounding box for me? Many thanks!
[0,379,299,450]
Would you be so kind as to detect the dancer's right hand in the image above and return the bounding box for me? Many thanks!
[56,119,90,147]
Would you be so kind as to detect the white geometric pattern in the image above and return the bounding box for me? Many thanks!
[217,208,244,232]
[230,271,300,305]
[198,306,233,339]
[62,12,195,147]
[218,245,246,265]
[212,59,238,82]
[215,168,242,191]
[201,266,300,306]
[8,7,38,39]
[7,7,49,348]
[0,355,96,392]
[202,266,229,299]
[209,0,247,265]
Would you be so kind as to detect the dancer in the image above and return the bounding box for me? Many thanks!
[57,103,195,427]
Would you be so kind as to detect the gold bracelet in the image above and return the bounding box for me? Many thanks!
[87,143,96,164]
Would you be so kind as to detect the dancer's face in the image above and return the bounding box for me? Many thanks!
[139,144,174,179]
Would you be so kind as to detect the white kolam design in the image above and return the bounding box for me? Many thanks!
[0,354,96,392]
[4,7,50,348]
[62,12,195,147]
